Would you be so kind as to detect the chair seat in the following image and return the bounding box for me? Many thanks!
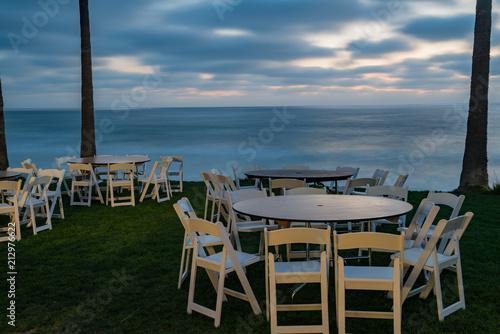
[24,197,46,207]
[236,221,279,232]
[344,266,394,281]
[205,250,260,271]
[185,234,223,247]
[393,248,458,271]
[0,203,15,213]
[274,260,321,275]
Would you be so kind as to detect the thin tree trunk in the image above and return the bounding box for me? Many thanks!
[459,0,492,190]
[79,0,96,157]
[0,78,9,171]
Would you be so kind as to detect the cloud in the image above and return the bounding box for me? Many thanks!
[401,15,475,41]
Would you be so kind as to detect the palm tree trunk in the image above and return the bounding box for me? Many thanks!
[0,78,9,171]
[79,0,96,157]
[459,0,492,190]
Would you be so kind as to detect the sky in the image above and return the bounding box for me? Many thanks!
[0,0,499,109]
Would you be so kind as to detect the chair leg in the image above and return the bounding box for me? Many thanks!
[214,266,226,327]
[338,279,346,334]
[204,191,209,221]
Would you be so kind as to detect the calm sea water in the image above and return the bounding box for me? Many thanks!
[4,104,500,191]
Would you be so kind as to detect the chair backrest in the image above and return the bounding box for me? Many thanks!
[228,188,267,204]
[336,166,359,179]
[232,165,259,189]
[173,197,198,220]
[226,189,267,228]
[405,199,440,246]
[426,191,465,219]
[437,212,473,256]
[266,226,331,258]
[372,169,389,185]
[26,175,52,203]
[394,173,409,187]
[108,163,134,174]
[285,186,326,195]
[267,226,330,247]
[21,159,39,176]
[365,185,408,201]
[214,173,237,195]
[161,156,181,169]
[68,163,92,174]
[55,156,76,172]
[269,178,306,195]
[168,156,183,165]
[37,169,65,194]
[200,171,216,197]
[184,217,230,253]
[7,168,34,194]
[342,177,379,195]
[282,165,309,170]
[0,180,22,201]
[335,231,404,254]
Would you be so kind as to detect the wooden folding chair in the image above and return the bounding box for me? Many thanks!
[173,198,224,289]
[391,212,473,321]
[138,160,171,203]
[37,169,66,219]
[184,216,261,327]
[334,231,404,334]
[68,163,104,206]
[0,180,21,241]
[107,163,135,207]
[265,227,331,333]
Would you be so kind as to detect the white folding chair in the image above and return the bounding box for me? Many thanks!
[265,227,331,333]
[200,171,219,222]
[67,163,104,206]
[372,169,389,185]
[37,169,65,219]
[334,231,404,334]
[425,191,465,244]
[210,172,237,223]
[184,216,261,327]
[268,178,306,196]
[173,198,224,289]
[232,165,260,190]
[138,160,171,203]
[226,188,278,260]
[330,166,360,194]
[393,173,409,187]
[365,185,409,230]
[0,180,21,241]
[55,156,76,195]
[162,156,183,194]
[342,177,379,196]
[19,175,53,235]
[121,155,148,182]
[21,159,39,177]
[391,212,473,321]
[107,163,135,207]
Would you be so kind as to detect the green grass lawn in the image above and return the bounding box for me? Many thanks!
[1,182,499,333]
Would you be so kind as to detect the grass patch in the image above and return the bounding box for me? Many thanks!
[1,182,499,333]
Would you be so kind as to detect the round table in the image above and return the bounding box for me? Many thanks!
[234,194,412,263]
[244,169,353,193]
[233,194,413,224]
[67,156,150,166]
[0,171,21,180]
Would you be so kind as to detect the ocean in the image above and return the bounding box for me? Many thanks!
[4,104,500,191]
